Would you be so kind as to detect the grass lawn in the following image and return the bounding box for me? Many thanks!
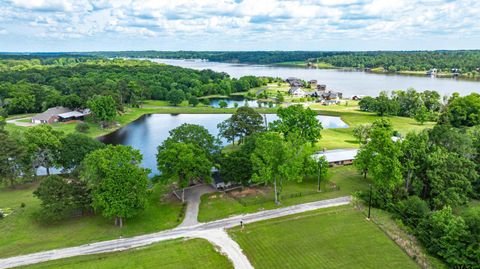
[198,165,368,222]
[0,182,184,258]
[229,205,419,269]
[23,238,233,269]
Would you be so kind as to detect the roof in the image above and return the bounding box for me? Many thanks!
[58,111,86,118]
[313,149,358,163]
[32,106,71,121]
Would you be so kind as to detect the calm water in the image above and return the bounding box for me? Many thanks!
[152,59,480,97]
[209,98,276,108]
[100,113,348,175]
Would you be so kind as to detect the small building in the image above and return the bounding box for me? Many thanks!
[451,68,461,76]
[289,87,306,97]
[426,68,437,76]
[308,80,318,89]
[32,106,71,124]
[351,95,365,100]
[58,109,90,122]
[316,84,327,92]
[285,77,304,87]
[313,149,358,166]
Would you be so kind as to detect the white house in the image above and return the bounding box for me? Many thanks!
[289,87,306,97]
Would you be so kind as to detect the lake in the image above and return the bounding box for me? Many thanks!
[152,59,480,97]
[99,113,348,175]
[209,97,276,108]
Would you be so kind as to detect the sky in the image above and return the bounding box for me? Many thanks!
[0,0,479,52]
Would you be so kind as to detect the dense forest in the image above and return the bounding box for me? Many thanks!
[0,57,268,115]
[85,50,480,72]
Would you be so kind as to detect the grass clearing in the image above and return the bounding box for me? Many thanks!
[198,165,368,222]
[23,238,233,269]
[229,205,419,269]
[0,182,184,258]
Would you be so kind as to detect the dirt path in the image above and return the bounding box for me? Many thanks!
[6,117,35,127]
[0,196,351,269]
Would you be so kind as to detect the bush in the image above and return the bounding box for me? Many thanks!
[0,210,3,218]
[20,202,26,208]
[75,122,90,133]
[395,196,430,228]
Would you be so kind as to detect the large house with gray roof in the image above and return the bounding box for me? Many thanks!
[32,106,90,124]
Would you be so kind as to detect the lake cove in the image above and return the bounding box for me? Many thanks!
[152,59,480,97]
[99,113,348,175]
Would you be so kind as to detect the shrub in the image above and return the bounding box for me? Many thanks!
[395,196,430,228]
[75,122,90,133]
[0,210,3,218]
[20,202,26,208]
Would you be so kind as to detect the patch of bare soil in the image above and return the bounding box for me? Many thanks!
[229,186,269,198]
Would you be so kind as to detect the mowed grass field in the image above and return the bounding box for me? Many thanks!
[23,238,233,269]
[198,165,368,222]
[0,182,183,258]
[229,206,419,269]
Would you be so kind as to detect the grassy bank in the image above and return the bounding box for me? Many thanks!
[198,165,368,222]
[0,182,184,258]
[23,238,233,269]
[229,205,419,269]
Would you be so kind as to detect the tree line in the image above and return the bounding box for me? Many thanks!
[0,57,269,116]
[354,117,480,267]
[85,50,480,72]
[359,89,480,127]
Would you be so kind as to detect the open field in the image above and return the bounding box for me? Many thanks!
[198,165,368,222]
[229,205,419,269]
[0,182,184,258]
[22,238,233,269]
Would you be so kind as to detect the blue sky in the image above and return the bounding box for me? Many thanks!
[0,0,479,52]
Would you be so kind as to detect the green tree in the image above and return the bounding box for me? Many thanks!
[276,93,284,104]
[218,100,228,108]
[87,95,117,127]
[414,104,429,125]
[251,132,304,204]
[270,105,322,145]
[159,123,221,161]
[218,106,265,144]
[167,89,185,106]
[82,145,149,227]
[217,118,237,145]
[188,96,199,107]
[418,206,471,267]
[442,93,480,127]
[353,124,371,144]
[24,125,63,176]
[425,149,477,209]
[57,133,105,170]
[0,131,30,187]
[33,175,91,221]
[219,150,252,186]
[157,142,212,202]
[307,155,329,192]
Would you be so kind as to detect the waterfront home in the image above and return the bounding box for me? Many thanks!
[426,68,437,75]
[308,80,318,89]
[286,77,304,87]
[316,84,327,92]
[451,68,461,76]
[289,86,306,97]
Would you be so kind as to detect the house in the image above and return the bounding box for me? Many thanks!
[316,84,327,92]
[426,68,437,76]
[321,92,339,101]
[451,68,461,76]
[313,149,358,166]
[285,77,304,87]
[351,95,365,100]
[32,107,90,124]
[289,87,306,97]
[31,106,71,124]
[308,80,318,89]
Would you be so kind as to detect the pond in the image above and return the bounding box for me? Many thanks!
[151,59,480,97]
[99,113,348,175]
[209,97,276,108]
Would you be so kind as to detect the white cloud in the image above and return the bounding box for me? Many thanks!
[0,0,479,50]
